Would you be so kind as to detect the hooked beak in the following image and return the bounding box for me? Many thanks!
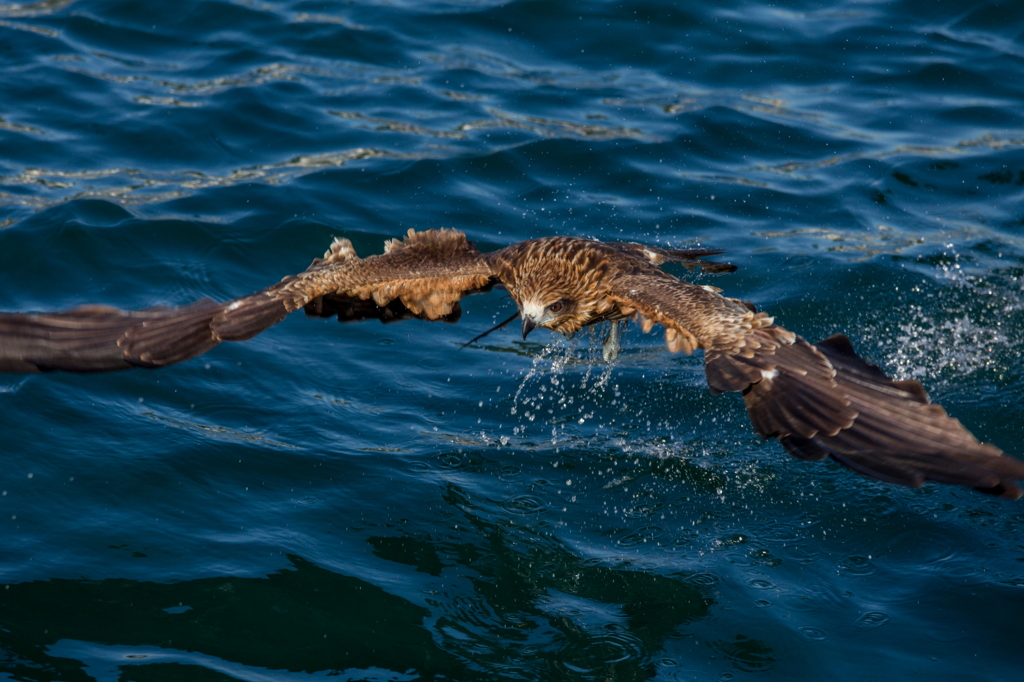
[521,316,537,340]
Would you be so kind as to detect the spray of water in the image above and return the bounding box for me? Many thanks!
[878,245,1024,382]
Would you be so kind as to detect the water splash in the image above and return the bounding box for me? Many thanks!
[508,326,624,447]
[876,245,1024,381]
[886,311,1011,379]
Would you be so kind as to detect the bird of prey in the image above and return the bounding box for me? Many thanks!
[2,228,1021,499]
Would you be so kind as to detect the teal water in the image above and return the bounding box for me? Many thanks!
[2,1,1024,680]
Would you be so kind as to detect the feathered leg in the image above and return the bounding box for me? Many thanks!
[602,320,623,362]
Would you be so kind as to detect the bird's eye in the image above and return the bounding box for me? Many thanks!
[549,301,564,313]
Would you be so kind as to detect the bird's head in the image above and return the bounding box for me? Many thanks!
[512,260,614,340]
[496,237,619,341]
[519,295,585,339]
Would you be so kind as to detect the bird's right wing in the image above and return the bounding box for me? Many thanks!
[605,268,1024,499]
[299,228,498,322]
[0,229,498,373]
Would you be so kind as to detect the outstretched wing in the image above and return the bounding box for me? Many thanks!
[606,268,1024,499]
[0,229,497,373]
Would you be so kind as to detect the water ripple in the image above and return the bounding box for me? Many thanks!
[2,0,1024,680]
[854,611,891,630]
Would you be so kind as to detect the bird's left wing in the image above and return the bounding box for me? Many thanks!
[605,267,1024,499]
[0,229,497,373]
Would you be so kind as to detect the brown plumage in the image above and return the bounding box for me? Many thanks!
[2,229,1021,499]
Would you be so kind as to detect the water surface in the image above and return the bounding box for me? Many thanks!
[2,1,1024,680]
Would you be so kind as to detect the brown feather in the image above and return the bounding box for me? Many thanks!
[0,230,1020,500]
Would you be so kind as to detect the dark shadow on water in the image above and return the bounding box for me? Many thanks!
[367,484,734,680]
[0,541,739,682]
[0,555,472,681]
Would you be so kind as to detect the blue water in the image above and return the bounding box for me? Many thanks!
[2,0,1024,680]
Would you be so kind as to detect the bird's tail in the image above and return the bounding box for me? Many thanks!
[617,243,738,274]
[705,330,1024,499]
[652,246,738,273]
[0,282,296,374]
